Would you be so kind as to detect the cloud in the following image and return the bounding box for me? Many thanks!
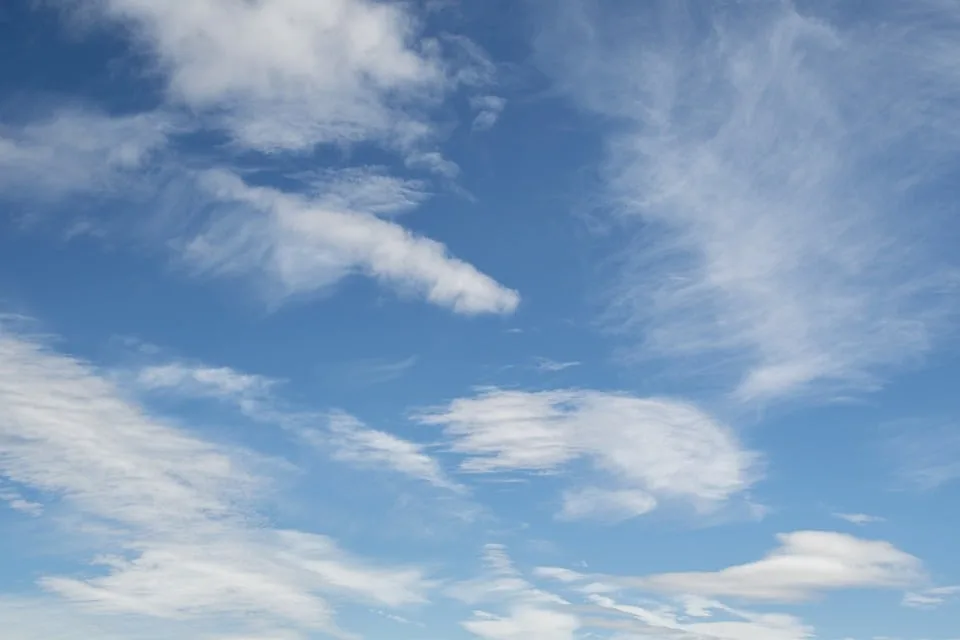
[462,606,580,640]
[902,585,960,609]
[0,325,432,637]
[558,487,657,522]
[299,168,430,217]
[540,531,923,602]
[0,114,517,315]
[459,545,815,640]
[0,109,171,201]
[535,0,960,400]
[415,388,760,520]
[320,411,463,492]
[182,169,519,314]
[470,95,506,131]
[835,513,885,526]
[130,358,459,492]
[135,361,278,405]
[451,545,579,640]
[0,485,43,516]
[448,544,567,607]
[586,593,814,640]
[886,420,960,491]
[0,596,199,640]
[75,0,448,153]
[533,357,581,373]
[339,355,419,385]
[1,4,517,319]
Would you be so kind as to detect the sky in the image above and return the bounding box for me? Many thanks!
[0,1,959,639]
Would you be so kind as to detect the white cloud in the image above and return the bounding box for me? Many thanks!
[470,95,506,131]
[558,487,657,522]
[835,513,885,526]
[452,545,579,640]
[301,168,429,217]
[448,544,567,607]
[0,325,432,636]
[340,355,419,385]
[533,357,581,373]
[587,593,813,640]
[416,388,759,519]
[183,169,519,315]
[0,596,193,640]
[535,0,960,400]
[136,362,277,405]
[79,0,447,153]
[902,586,960,609]
[887,420,960,491]
[0,109,171,200]
[130,357,459,493]
[462,606,580,640]
[541,531,923,602]
[0,485,44,516]
[459,545,816,640]
[322,411,462,492]
[1,4,518,320]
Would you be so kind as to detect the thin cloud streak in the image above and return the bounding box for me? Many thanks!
[183,169,520,315]
[130,357,460,492]
[416,388,760,520]
[0,325,432,638]
[538,530,924,603]
[834,512,885,526]
[321,411,464,492]
[536,0,960,401]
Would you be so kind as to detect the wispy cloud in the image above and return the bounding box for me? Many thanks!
[470,95,507,131]
[182,169,520,314]
[449,543,567,606]
[0,484,43,516]
[2,2,519,318]
[585,593,813,640]
[902,585,960,609]
[135,361,278,408]
[533,357,581,373]
[0,109,172,202]
[452,544,580,640]
[129,356,459,493]
[415,388,760,520]
[536,0,960,401]
[539,530,924,602]
[458,544,817,640]
[319,411,463,492]
[340,355,419,385]
[299,168,430,217]
[835,512,885,526]
[886,419,960,491]
[0,325,432,637]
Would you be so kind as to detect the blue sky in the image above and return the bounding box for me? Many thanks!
[1,1,959,639]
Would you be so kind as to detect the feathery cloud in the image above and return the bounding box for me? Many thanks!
[835,513,885,526]
[321,411,463,492]
[130,357,459,492]
[0,109,171,201]
[452,545,578,640]
[470,95,507,131]
[0,325,431,637]
[533,357,581,373]
[539,531,924,602]
[902,585,960,609]
[535,0,960,400]
[416,388,759,520]
[183,169,520,314]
